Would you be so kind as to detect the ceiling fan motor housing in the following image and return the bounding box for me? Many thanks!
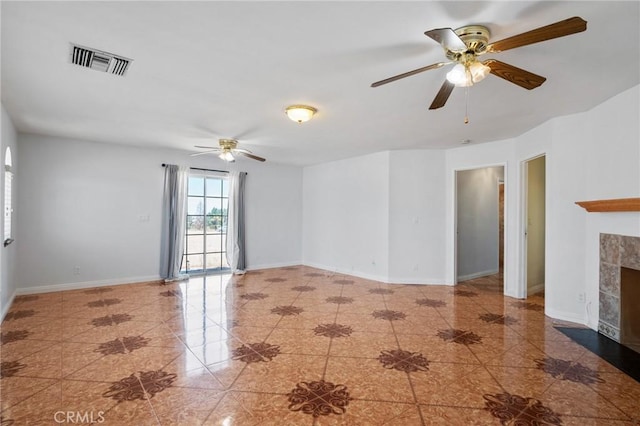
[219,138,238,150]
[446,25,491,61]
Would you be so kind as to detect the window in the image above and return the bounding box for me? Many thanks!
[4,147,13,246]
[181,171,229,274]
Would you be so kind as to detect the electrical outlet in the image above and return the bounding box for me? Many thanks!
[73,266,80,275]
[578,292,586,303]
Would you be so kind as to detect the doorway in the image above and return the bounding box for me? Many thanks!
[455,165,505,292]
[524,155,546,297]
[182,171,230,275]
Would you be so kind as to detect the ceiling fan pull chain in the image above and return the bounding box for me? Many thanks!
[464,86,470,124]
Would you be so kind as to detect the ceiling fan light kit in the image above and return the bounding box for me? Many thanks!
[218,151,235,162]
[371,16,587,112]
[446,61,491,87]
[285,105,317,123]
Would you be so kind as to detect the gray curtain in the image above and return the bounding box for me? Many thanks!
[226,171,247,273]
[160,164,188,280]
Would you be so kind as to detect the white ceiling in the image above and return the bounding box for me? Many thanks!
[2,1,639,166]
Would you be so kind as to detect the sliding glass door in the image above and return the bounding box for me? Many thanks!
[182,171,229,274]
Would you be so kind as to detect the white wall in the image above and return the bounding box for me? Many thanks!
[16,134,302,293]
[456,166,504,281]
[302,151,390,281]
[1,105,19,318]
[388,150,446,284]
[302,149,447,284]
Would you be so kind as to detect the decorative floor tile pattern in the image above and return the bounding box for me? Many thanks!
[103,370,177,402]
[483,392,563,425]
[415,298,447,307]
[0,361,26,378]
[3,310,36,321]
[511,301,545,312]
[534,357,605,385]
[325,296,354,304]
[1,268,639,425]
[231,342,281,363]
[371,309,407,321]
[313,323,353,338]
[369,288,394,295]
[478,312,519,325]
[291,285,316,292]
[378,349,430,373]
[437,328,483,345]
[90,314,133,327]
[0,330,31,345]
[271,305,304,316]
[95,336,151,355]
[287,380,352,417]
[453,289,479,297]
[239,292,269,300]
[87,298,122,308]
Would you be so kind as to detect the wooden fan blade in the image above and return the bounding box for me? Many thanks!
[424,28,467,52]
[237,151,266,162]
[429,80,455,110]
[483,59,546,90]
[194,145,218,149]
[486,16,586,53]
[233,148,252,154]
[371,62,447,87]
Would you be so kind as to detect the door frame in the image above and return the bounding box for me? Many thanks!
[519,153,547,299]
[498,179,505,272]
[453,162,508,291]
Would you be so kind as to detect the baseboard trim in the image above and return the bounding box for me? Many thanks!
[247,261,302,271]
[386,277,450,286]
[301,261,450,286]
[528,283,545,295]
[16,275,163,295]
[545,307,587,327]
[302,261,388,283]
[1,289,17,322]
[457,269,499,282]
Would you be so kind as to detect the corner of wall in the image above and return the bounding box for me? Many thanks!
[1,104,19,318]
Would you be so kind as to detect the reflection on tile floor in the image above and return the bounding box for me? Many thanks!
[1,266,639,425]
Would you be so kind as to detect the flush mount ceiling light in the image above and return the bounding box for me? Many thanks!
[285,105,317,123]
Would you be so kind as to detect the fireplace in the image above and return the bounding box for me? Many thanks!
[599,233,640,353]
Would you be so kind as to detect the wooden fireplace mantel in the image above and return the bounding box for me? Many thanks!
[575,197,640,213]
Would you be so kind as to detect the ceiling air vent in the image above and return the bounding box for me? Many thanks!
[70,44,132,76]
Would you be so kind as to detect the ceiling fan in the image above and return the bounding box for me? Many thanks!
[190,139,266,163]
[371,16,587,110]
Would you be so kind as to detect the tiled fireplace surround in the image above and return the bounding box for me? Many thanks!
[599,233,640,346]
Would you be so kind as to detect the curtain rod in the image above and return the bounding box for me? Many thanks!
[161,164,232,174]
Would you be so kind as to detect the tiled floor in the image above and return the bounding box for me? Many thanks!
[1,266,639,425]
